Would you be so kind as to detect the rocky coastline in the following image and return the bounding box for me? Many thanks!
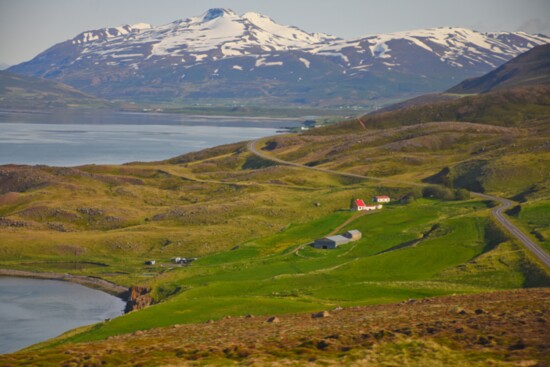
[0,268,130,301]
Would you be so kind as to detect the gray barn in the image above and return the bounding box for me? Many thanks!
[313,235,350,249]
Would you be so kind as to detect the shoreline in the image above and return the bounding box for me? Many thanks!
[0,108,306,122]
[0,269,129,301]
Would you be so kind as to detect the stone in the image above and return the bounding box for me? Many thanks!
[312,311,331,319]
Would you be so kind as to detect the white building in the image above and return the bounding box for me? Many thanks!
[373,195,391,203]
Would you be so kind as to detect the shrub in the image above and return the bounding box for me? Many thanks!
[454,188,471,200]
[401,187,423,203]
[422,185,455,200]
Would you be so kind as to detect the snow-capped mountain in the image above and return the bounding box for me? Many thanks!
[70,23,152,44]
[9,8,550,106]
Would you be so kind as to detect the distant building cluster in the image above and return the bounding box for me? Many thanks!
[171,257,198,265]
[350,196,391,211]
[312,195,391,250]
[144,257,198,266]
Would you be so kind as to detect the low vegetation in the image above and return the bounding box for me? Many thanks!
[2,289,548,366]
[1,82,549,365]
[310,86,550,132]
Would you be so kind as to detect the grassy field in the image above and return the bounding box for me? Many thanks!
[18,197,547,348]
[508,200,550,253]
[1,104,549,363]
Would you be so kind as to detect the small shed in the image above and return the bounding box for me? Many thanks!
[343,229,362,241]
[313,235,350,249]
[363,204,381,211]
[373,195,391,203]
[145,260,156,265]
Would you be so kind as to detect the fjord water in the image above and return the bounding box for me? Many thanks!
[0,277,126,354]
[0,111,299,166]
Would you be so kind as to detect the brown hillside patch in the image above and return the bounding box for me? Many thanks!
[0,165,55,194]
[0,192,21,205]
[2,289,549,366]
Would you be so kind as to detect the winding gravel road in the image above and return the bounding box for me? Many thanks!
[247,139,550,269]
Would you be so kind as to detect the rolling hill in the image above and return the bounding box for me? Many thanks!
[0,71,112,109]
[2,289,548,366]
[313,85,550,132]
[365,43,550,115]
[448,43,550,93]
[1,108,549,364]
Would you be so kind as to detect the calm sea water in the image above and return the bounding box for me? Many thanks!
[0,277,126,354]
[0,111,299,166]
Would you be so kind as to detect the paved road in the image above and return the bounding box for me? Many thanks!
[247,139,550,269]
[472,192,550,269]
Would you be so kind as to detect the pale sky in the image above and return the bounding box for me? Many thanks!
[1,0,549,66]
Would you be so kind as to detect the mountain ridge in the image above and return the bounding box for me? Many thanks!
[369,43,550,115]
[448,43,550,93]
[8,8,550,106]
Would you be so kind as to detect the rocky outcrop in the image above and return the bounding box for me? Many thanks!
[0,166,54,194]
[125,286,154,313]
[0,217,31,228]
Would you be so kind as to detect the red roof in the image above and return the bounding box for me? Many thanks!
[375,195,390,199]
[355,199,366,207]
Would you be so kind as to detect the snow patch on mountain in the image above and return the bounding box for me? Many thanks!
[255,58,283,67]
[299,57,310,68]
[71,23,151,45]
[370,42,391,58]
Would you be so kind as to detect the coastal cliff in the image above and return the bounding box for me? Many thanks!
[124,286,154,312]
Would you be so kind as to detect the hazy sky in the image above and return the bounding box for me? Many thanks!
[1,0,549,66]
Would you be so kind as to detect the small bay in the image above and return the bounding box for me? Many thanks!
[0,276,126,354]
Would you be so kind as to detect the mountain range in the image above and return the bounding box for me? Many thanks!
[7,8,550,107]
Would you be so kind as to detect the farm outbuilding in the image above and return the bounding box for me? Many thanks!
[343,229,362,241]
[313,235,350,249]
[364,204,382,211]
[373,195,391,203]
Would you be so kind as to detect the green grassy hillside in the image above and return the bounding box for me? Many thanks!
[1,118,549,350]
[313,86,550,133]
